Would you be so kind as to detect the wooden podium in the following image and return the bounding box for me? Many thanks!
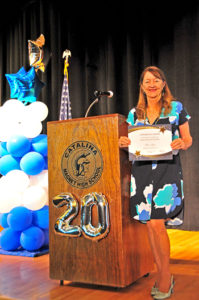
[47,114,153,287]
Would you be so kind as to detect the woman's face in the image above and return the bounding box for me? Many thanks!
[141,71,165,101]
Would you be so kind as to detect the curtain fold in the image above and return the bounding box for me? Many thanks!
[0,0,198,230]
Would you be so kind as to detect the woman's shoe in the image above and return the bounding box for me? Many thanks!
[151,282,159,296]
[153,276,175,299]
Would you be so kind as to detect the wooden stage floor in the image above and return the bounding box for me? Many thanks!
[0,229,199,300]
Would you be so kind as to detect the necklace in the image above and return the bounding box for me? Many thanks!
[145,108,161,125]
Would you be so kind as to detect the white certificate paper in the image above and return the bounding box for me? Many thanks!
[128,124,173,161]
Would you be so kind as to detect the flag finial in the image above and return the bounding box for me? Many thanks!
[63,50,71,78]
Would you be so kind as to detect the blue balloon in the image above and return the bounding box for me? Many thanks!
[0,228,21,250]
[5,67,45,105]
[7,135,31,158]
[7,207,33,231]
[20,226,45,251]
[31,134,48,156]
[0,213,9,228]
[5,67,26,98]
[20,151,45,175]
[0,142,7,150]
[44,156,48,170]
[32,206,49,229]
[0,154,20,175]
[42,229,49,246]
[0,142,9,157]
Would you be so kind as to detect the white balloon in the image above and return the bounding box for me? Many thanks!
[20,108,33,122]
[21,119,42,138]
[26,101,48,121]
[0,120,25,142]
[5,170,30,192]
[0,177,10,191]
[0,176,7,185]
[0,107,7,124]
[43,187,49,205]
[0,186,23,213]
[29,170,48,189]
[0,103,24,141]
[3,99,26,122]
[22,186,48,211]
[3,99,24,113]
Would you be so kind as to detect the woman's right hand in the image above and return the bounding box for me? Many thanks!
[118,136,131,148]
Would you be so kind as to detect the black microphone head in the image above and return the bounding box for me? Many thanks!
[94,90,113,98]
[107,91,113,98]
[94,90,100,97]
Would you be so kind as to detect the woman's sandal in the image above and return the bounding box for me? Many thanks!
[153,276,175,299]
[151,282,159,296]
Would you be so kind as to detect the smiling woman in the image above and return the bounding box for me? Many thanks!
[136,66,174,123]
[142,72,165,100]
[119,66,192,299]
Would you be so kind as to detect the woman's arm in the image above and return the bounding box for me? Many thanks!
[171,121,192,150]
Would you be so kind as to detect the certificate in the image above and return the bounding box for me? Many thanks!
[128,124,173,161]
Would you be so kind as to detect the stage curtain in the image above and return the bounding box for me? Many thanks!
[0,0,198,230]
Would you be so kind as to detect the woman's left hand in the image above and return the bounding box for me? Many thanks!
[171,138,185,150]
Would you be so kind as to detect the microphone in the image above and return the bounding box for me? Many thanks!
[94,90,113,98]
[85,90,114,117]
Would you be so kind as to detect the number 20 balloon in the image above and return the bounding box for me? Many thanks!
[53,192,110,241]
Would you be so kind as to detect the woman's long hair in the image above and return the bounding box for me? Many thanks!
[136,66,174,119]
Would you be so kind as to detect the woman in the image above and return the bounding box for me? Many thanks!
[119,66,192,299]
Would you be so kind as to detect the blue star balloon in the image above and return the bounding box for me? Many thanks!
[5,67,26,98]
[5,67,45,105]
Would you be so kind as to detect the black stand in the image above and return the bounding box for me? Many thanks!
[60,280,64,286]
[84,97,99,117]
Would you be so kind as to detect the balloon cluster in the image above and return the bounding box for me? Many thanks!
[0,206,49,251]
[0,99,47,141]
[0,99,49,252]
[0,33,50,252]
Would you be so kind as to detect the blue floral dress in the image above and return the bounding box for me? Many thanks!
[127,101,191,226]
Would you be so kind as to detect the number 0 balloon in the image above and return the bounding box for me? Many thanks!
[81,193,110,241]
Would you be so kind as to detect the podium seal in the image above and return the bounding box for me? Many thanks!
[61,140,103,189]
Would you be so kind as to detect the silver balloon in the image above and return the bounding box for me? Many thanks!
[81,192,110,241]
[53,193,82,237]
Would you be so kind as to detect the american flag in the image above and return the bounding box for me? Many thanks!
[59,62,72,120]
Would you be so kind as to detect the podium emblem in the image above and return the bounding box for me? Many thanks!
[61,140,103,189]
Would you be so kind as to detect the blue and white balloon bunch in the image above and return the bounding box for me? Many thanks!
[0,206,49,251]
[0,99,49,251]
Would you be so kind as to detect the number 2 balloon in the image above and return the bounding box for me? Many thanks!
[28,34,51,72]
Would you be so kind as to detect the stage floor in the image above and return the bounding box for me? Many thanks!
[0,229,199,300]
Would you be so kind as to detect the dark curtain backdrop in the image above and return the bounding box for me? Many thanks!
[0,0,198,230]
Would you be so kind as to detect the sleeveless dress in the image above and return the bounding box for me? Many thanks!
[126,100,191,226]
